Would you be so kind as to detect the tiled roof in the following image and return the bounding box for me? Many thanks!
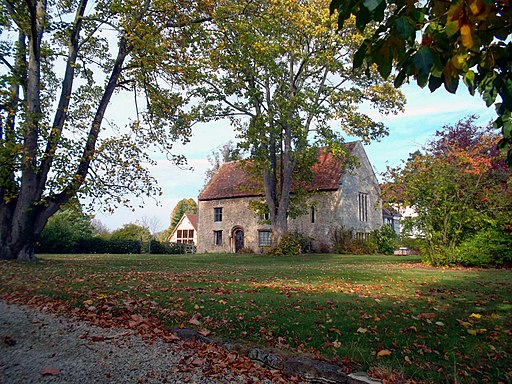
[186,214,198,230]
[198,143,357,201]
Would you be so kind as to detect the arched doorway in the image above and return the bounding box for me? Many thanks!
[233,228,244,253]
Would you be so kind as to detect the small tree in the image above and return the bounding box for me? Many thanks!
[111,223,151,243]
[38,205,93,253]
[384,116,512,266]
[166,198,198,236]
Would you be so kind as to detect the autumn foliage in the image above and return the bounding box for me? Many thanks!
[384,115,512,266]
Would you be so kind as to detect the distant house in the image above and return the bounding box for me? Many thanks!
[197,141,383,253]
[382,208,401,234]
[167,214,198,245]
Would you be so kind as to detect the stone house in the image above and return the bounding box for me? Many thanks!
[167,214,198,245]
[197,141,382,253]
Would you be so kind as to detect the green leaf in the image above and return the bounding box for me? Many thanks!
[444,74,459,94]
[373,0,386,22]
[500,77,512,110]
[353,43,368,69]
[413,47,434,78]
[428,75,443,92]
[445,21,459,38]
[356,6,372,31]
[463,70,476,95]
[394,67,408,87]
[395,17,415,41]
[374,41,393,78]
[363,0,383,13]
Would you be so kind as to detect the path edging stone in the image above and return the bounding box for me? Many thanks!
[171,328,381,384]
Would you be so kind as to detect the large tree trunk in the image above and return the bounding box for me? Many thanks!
[0,201,52,261]
[0,0,131,261]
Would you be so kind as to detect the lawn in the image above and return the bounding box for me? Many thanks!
[0,253,510,383]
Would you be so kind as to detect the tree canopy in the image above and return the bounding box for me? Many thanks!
[0,0,210,260]
[194,0,404,243]
[110,223,151,243]
[330,0,512,164]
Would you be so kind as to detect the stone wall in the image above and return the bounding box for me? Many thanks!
[197,142,382,254]
[336,143,382,234]
[197,196,272,253]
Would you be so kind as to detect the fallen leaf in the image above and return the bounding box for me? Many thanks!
[332,340,342,348]
[467,329,477,336]
[41,367,61,376]
[404,356,412,364]
[435,321,445,327]
[188,317,201,326]
[377,349,392,357]
[469,313,482,319]
[357,327,368,334]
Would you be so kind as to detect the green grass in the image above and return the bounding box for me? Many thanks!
[1,253,510,383]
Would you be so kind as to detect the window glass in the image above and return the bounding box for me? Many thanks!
[214,207,223,222]
[214,230,223,245]
[258,230,272,246]
[358,193,368,222]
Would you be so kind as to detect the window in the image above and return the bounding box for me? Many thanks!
[177,229,194,244]
[358,192,368,222]
[259,212,270,221]
[355,232,370,241]
[214,207,223,222]
[311,206,316,224]
[214,230,223,246]
[258,230,272,247]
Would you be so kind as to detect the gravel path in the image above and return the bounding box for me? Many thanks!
[0,300,289,384]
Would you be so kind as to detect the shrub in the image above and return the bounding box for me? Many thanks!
[332,226,375,255]
[75,237,110,254]
[269,232,311,256]
[370,225,398,255]
[148,240,167,254]
[421,243,456,266]
[107,239,141,254]
[455,229,512,267]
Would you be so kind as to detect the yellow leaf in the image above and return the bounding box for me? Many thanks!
[469,313,482,319]
[377,349,392,357]
[460,24,473,49]
[468,329,477,336]
[469,0,484,16]
[83,299,93,305]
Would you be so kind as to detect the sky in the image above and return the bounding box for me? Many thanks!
[94,83,496,232]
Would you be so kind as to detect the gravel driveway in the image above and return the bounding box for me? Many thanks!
[0,300,292,383]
